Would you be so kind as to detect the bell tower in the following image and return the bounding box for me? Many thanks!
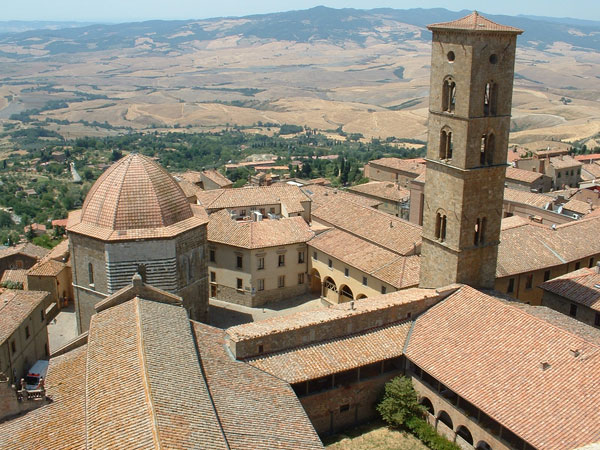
[419,12,523,289]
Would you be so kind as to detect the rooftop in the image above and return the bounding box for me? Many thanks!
[505,166,545,184]
[347,181,410,203]
[301,184,381,209]
[68,154,206,241]
[201,169,232,187]
[368,157,426,175]
[0,242,49,261]
[27,259,66,277]
[540,267,600,312]
[503,188,553,209]
[550,155,582,170]
[406,285,600,450]
[0,269,27,287]
[0,290,48,345]
[208,209,314,249]
[428,11,523,34]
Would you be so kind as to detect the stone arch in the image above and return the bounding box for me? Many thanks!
[356,293,367,300]
[480,131,495,165]
[309,268,322,295]
[420,397,434,415]
[476,441,492,450]
[339,284,354,302]
[442,76,456,112]
[323,276,338,302]
[456,425,474,445]
[439,127,453,160]
[437,410,453,429]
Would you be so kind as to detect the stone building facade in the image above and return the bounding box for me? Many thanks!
[419,13,522,289]
[67,154,209,332]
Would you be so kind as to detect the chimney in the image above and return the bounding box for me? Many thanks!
[350,301,355,310]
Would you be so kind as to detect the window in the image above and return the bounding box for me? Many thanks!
[40,309,45,323]
[439,129,453,160]
[525,274,533,289]
[328,259,333,269]
[381,286,387,295]
[340,404,350,413]
[344,267,349,277]
[569,303,578,317]
[10,340,16,354]
[209,249,216,262]
[480,133,495,165]
[210,271,216,282]
[298,251,305,263]
[257,257,264,270]
[575,262,581,270]
[236,255,243,269]
[474,217,486,246]
[484,82,497,116]
[270,207,275,214]
[258,344,264,353]
[435,213,447,242]
[589,258,595,268]
[298,273,305,285]
[442,77,456,113]
[595,312,600,327]
[240,209,246,217]
[557,171,562,178]
[362,276,368,286]
[507,278,515,294]
[278,254,285,267]
[313,251,317,260]
[278,275,285,288]
[543,270,551,282]
[88,262,94,285]
[236,278,243,290]
[25,325,30,339]
[257,279,264,291]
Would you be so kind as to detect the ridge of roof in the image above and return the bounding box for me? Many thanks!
[428,11,523,34]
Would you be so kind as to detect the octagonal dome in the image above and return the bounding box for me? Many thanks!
[80,153,193,231]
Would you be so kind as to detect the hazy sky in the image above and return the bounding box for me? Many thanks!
[3,0,600,22]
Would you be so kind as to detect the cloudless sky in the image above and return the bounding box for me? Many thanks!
[3,0,600,23]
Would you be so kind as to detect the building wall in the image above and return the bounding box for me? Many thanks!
[208,242,309,308]
[542,291,600,328]
[505,175,551,193]
[0,294,50,384]
[0,254,39,278]
[495,255,598,305]
[364,163,420,188]
[27,267,73,309]
[308,247,391,304]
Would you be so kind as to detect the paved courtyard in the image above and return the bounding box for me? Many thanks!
[47,304,78,353]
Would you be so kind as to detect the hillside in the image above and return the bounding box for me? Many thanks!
[0,7,599,146]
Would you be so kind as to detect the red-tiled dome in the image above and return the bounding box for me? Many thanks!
[80,154,193,231]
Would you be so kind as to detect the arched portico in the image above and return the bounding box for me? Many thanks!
[356,293,367,300]
[420,397,434,415]
[456,425,474,446]
[323,276,338,303]
[339,284,354,303]
[309,269,322,295]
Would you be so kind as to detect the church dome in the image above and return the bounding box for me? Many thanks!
[80,153,193,231]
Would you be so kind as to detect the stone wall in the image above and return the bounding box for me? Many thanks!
[542,290,599,327]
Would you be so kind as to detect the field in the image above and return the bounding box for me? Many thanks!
[0,13,599,147]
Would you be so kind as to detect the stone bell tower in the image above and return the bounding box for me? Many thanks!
[419,12,523,289]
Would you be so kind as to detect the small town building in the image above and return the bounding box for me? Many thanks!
[0,243,48,277]
[505,166,551,192]
[363,157,426,187]
[347,181,410,219]
[200,169,233,190]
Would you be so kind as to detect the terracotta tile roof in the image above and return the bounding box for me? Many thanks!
[428,11,523,34]
[0,269,27,286]
[208,210,314,249]
[0,242,49,260]
[192,322,323,449]
[505,166,544,183]
[175,177,203,199]
[581,162,600,180]
[497,216,600,276]
[202,169,232,187]
[246,321,412,383]
[309,228,419,289]
[227,287,438,342]
[175,170,202,184]
[368,157,426,175]
[405,285,600,450]
[550,155,582,170]
[0,345,88,450]
[302,184,381,208]
[46,239,69,262]
[311,196,421,255]
[541,267,600,312]
[27,259,66,277]
[561,198,594,215]
[197,184,310,214]
[348,181,410,203]
[503,188,553,209]
[0,290,48,345]
[76,153,194,231]
[576,154,600,163]
[412,172,426,184]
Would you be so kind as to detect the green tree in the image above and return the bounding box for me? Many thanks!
[377,376,425,428]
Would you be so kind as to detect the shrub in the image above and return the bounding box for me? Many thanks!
[406,416,461,450]
[377,376,425,428]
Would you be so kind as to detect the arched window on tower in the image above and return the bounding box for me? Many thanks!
[480,133,495,165]
[439,129,453,160]
[474,217,487,246]
[484,82,498,116]
[442,77,456,113]
[435,213,447,242]
[88,263,94,286]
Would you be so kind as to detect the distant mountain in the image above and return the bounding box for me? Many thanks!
[0,7,599,59]
[0,20,98,34]
[517,15,600,28]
